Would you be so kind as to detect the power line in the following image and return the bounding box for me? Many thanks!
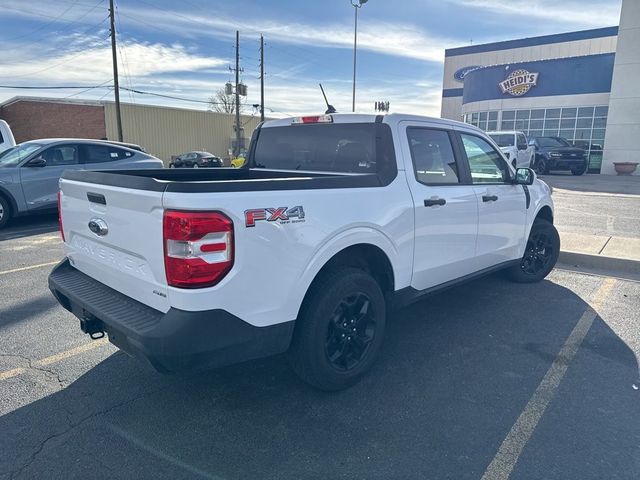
[0,83,243,107]
[63,78,113,98]
[2,0,82,42]
[0,84,112,89]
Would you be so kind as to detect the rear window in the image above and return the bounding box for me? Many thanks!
[82,144,133,163]
[251,123,394,176]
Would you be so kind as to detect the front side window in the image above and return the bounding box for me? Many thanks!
[517,133,528,149]
[460,134,510,184]
[407,128,459,185]
[41,145,78,166]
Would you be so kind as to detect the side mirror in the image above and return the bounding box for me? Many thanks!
[514,167,535,185]
[26,157,47,168]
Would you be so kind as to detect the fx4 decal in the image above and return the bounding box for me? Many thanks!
[245,206,305,227]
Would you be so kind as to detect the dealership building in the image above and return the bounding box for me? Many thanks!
[441,0,639,174]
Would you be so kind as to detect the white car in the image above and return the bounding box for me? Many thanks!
[0,120,16,154]
[49,113,557,390]
[487,130,535,169]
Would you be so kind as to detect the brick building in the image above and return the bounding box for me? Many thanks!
[0,96,262,164]
[0,97,106,143]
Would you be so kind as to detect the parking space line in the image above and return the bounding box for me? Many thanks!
[0,261,59,276]
[0,338,109,381]
[36,338,109,366]
[0,367,27,381]
[481,277,617,480]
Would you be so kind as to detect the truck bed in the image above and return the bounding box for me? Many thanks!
[61,168,384,193]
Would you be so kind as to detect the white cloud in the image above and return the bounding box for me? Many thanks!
[1,40,227,82]
[119,8,452,63]
[444,0,621,28]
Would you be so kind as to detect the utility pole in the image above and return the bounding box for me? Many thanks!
[260,34,265,122]
[108,0,123,141]
[235,30,241,157]
[350,0,368,112]
[352,4,358,112]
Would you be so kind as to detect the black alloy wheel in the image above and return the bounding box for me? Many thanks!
[521,231,555,276]
[288,267,386,391]
[325,292,376,371]
[508,219,560,283]
[535,157,547,175]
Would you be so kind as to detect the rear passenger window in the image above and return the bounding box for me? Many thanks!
[82,145,132,163]
[407,128,459,184]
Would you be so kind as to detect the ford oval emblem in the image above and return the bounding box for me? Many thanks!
[88,218,108,236]
[453,65,483,83]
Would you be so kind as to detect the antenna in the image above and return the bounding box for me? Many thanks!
[319,83,337,114]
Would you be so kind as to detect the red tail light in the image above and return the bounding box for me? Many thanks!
[163,210,234,288]
[57,190,65,242]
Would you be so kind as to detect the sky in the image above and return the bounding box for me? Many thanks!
[0,0,622,118]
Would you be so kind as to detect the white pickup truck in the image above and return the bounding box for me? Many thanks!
[0,120,16,154]
[49,114,558,390]
[486,130,535,169]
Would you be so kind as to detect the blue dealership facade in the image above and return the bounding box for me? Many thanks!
[441,26,624,173]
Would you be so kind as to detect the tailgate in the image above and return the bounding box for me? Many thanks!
[59,178,169,312]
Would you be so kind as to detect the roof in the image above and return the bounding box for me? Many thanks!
[262,113,477,131]
[445,26,618,57]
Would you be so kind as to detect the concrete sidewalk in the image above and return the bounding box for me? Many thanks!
[543,174,640,279]
[542,173,640,196]
[557,231,640,281]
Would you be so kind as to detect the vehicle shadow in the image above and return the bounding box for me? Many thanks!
[1,276,638,480]
[0,214,58,242]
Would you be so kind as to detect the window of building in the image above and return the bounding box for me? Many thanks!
[502,110,515,120]
[545,109,561,119]
[461,105,609,172]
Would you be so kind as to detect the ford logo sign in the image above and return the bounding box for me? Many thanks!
[453,65,483,83]
[88,218,108,236]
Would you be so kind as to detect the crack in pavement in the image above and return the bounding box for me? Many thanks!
[0,353,67,388]
[6,385,165,480]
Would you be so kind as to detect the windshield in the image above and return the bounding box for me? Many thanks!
[0,142,44,168]
[537,137,570,148]
[252,123,380,173]
[488,134,514,147]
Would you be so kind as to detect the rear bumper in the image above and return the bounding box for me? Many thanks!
[48,259,294,373]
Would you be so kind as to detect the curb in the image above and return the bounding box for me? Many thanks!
[557,251,640,282]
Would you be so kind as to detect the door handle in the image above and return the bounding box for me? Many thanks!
[424,198,446,207]
[482,195,498,202]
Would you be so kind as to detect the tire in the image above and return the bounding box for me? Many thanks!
[0,195,11,229]
[193,164,199,168]
[534,157,547,175]
[571,165,586,176]
[169,164,175,168]
[288,267,386,391]
[508,219,560,283]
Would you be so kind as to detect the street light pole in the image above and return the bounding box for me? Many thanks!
[350,0,367,113]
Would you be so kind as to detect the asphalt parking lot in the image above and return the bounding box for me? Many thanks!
[1,215,639,480]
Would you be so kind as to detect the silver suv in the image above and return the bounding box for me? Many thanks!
[0,139,163,229]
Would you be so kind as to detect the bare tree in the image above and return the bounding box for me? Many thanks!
[208,88,244,114]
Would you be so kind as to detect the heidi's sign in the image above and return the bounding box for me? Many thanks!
[499,69,539,96]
